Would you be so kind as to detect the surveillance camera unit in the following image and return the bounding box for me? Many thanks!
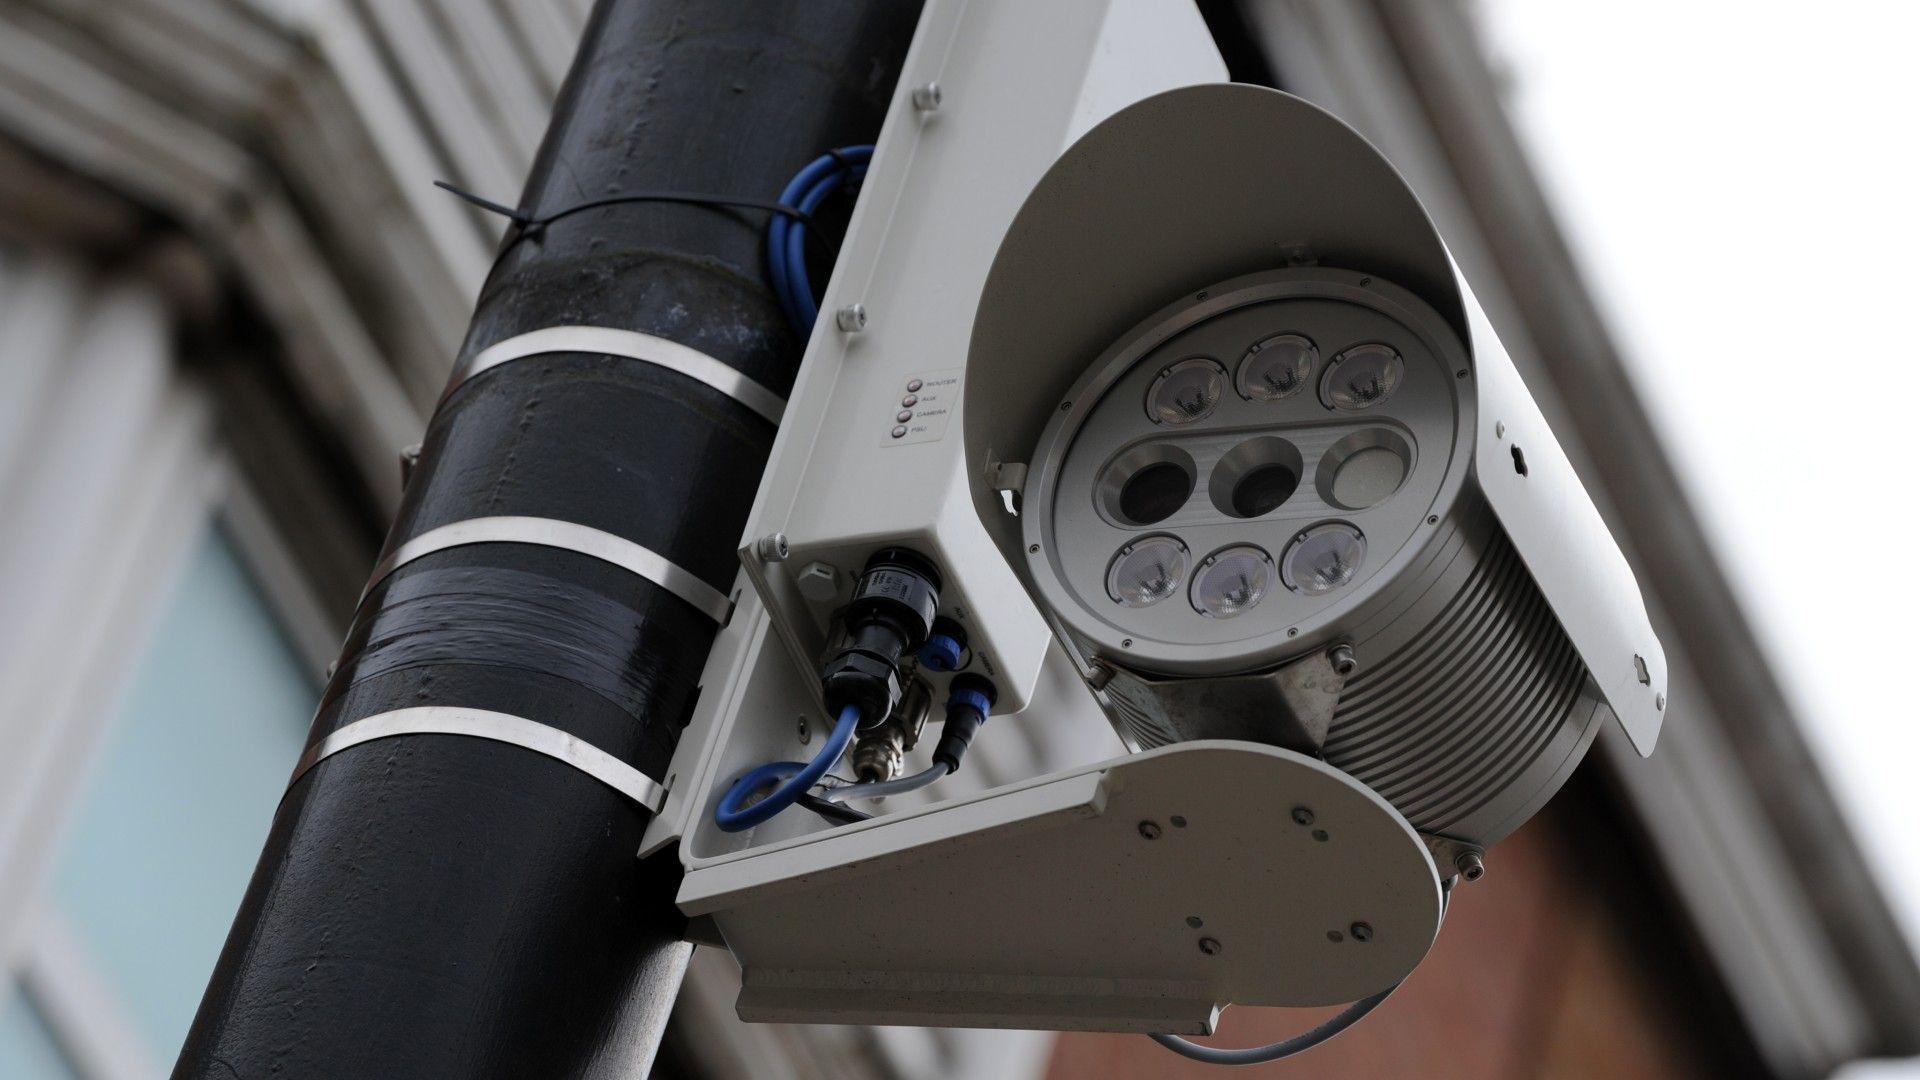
[969,86,1668,855]
[645,0,1665,1058]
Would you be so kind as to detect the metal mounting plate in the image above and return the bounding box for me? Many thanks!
[678,739,1439,1033]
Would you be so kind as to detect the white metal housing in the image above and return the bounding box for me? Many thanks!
[646,0,1448,1034]
[732,0,1227,717]
[963,84,1668,755]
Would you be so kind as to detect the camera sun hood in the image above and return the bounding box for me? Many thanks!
[964,83,1666,755]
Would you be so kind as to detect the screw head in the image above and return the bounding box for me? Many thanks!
[1138,820,1162,840]
[911,81,943,111]
[1198,937,1222,956]
[1291,806,1315,826]
[1169,815,1187,828]
[1656,692,1666,711]
[1326,930,1344,943]
[1312,829,1330,842]
[756,532,790,562]
[796,716,811,745]
[1455,851,1486,882]
[1027,543,1039,554]
[1349,922,1373,942]
[1186,915,1203,928]
[835,303,868,332]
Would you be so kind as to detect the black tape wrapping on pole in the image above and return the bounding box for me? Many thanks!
[175,4,924,1076]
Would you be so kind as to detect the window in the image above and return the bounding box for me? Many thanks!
[0,525,316,1076]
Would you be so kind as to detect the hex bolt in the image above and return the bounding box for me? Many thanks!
[795,561,840,602]
[911,82,943,112]
[1328,643,1357,677]
[1349,922,1373,943]
[755,532,789,562]
[1138,820,1162,840]
[835,303,868,332]
[1455,850,1486,882]
[1198,937,1222,956]
[1291,806,1315,826]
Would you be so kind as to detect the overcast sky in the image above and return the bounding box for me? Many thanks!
[1477,3,1920,1072]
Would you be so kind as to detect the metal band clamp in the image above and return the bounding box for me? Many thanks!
[288,706,668,812]
[445,325,786,424]
[365,515,733,623]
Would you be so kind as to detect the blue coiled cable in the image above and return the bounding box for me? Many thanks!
[766,146,872,335]
[714,703,861,833]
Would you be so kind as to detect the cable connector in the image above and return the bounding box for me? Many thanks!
[933,673,997,774]
[917,615,966,672]
[819,548,941,728]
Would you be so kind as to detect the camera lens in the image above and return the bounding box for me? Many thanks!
[1107,535,1189,607]
[1145,357,1225,424]
[1118,461,1192,525]
[1190,545,1271,618]
[1230,463,1299,518]
[1282,523,1367,595]
[1320,343,1404,411]
[1236,333,1316,401]
[1330,446,1405,509]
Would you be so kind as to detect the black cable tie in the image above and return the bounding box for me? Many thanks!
[823,148,866,197]
[433,180,533,226]
[434,180,811,231]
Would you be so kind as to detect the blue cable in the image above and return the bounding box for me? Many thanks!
[714,703,861,832]
[767,146,873,336]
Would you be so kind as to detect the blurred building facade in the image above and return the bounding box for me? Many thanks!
[0,1,1914,1078]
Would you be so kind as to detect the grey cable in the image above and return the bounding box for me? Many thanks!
[1149,982,1400,1066]
[818,761,951,803]
[1149,876,1455,1066]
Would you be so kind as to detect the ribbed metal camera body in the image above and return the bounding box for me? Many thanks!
[1020,268,1602,847]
